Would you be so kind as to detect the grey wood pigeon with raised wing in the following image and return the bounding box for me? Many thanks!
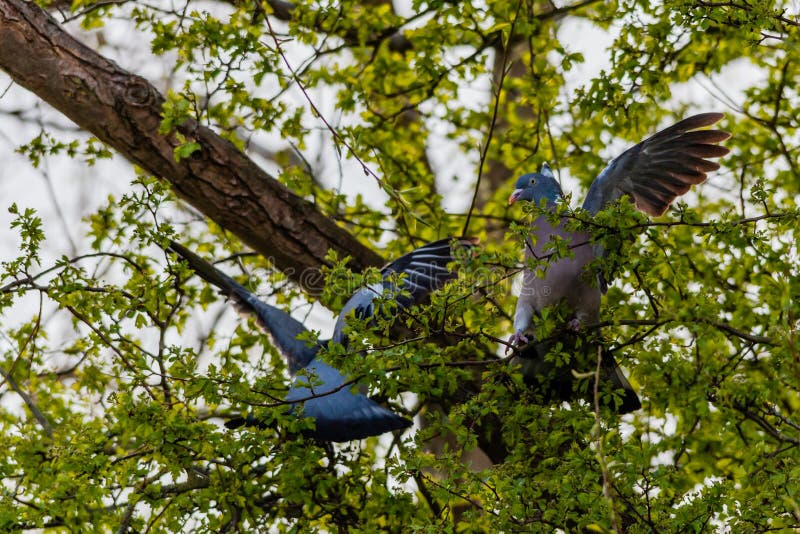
[507,113,730,413]
[169,237,477,441]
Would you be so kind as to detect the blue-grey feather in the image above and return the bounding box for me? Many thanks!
[286,359,411,441]
[170,237,476,441]
[508,114,729,413]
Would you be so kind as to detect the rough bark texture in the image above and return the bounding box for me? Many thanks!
[0,0,511,464]
[0,0,384,293]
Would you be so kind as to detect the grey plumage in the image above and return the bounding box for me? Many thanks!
[508,114,730,413]
[169,242,317,374]
[169,237,476,441]
[582,113,731,217]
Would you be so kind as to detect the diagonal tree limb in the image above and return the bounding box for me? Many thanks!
[0,0,384,294]
[0,367,54,437]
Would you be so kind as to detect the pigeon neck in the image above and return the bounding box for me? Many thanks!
[537,179,564,209]
[541,194,561,210]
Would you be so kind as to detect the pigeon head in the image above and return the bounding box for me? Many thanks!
[508,164,563,206]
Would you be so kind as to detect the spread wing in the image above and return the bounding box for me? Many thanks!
[171,239,472,441]
[168,241,317,374]
[285,359,412,441]
[582,113,730,216]
[332,237,478,344]
[298,236,476,439]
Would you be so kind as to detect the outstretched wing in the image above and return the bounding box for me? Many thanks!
[172,238,474,442]
[582,113,730,216]
[382,236,478,307]
[168,241,317,374]
[286,359,412,441]
[332,237,478,344]
[225,367,411,441]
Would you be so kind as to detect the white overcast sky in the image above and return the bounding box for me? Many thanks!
[0,2,759,358]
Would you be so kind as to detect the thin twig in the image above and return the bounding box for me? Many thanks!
[463,4,522,236]
[261,14,423,224]
[0,367,54,437]
[593,345,620,533]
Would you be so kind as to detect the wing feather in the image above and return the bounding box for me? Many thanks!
[582,113,730,217]
[168,241,317,374]
[332,237,478,343]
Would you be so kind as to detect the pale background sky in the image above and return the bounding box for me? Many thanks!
[0,0,762,429]
[4,6,788,524]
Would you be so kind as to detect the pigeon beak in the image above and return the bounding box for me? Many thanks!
[508,189,523,205]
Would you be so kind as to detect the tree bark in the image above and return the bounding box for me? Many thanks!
[0,0,383,293]
[0,0,513,463]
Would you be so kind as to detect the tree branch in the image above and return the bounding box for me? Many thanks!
[0,0,383,293]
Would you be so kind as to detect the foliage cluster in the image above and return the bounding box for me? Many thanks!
[0,0,799,531]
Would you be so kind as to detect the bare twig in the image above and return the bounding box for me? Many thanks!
[593,345,620,533]
[463,4,522,236]
[0,366,54,437]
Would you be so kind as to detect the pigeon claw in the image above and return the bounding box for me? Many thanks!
[506,331,529,353]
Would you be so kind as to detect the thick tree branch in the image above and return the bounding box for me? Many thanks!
[0,0,383,293]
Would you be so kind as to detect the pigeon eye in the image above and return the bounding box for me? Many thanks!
[529,178,536,185]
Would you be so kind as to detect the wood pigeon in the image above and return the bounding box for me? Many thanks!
[507,113,730,413]
[169,237,477,441]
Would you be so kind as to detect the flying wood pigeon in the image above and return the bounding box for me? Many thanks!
[169,237,477,441]
[507,113,731,413]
